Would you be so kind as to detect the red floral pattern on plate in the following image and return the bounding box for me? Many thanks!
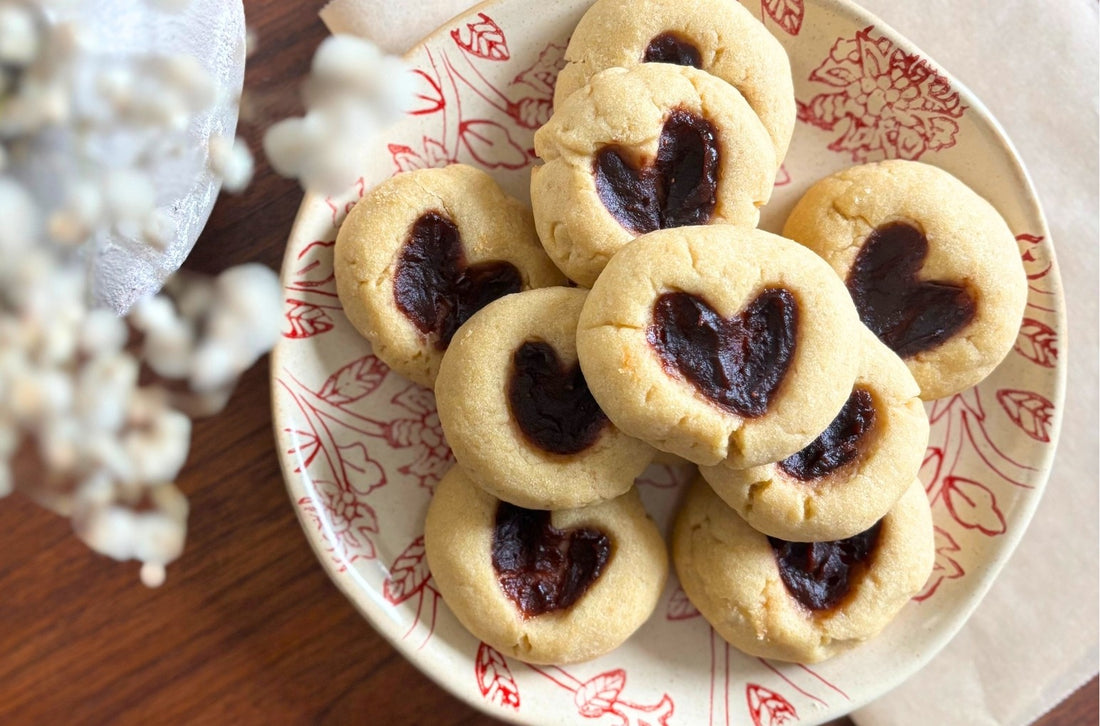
[797,26,965,162]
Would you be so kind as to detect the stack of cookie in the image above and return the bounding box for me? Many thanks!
[332,0,1027,666]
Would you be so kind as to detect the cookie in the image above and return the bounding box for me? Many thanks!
[435,287,657,509]
[576,225,862,469]
[672,475,934,663]
[531,63,776,288]
[700,326,929,541]
[781,160,1028,400]
[553,0,795,167]
[334,164,566,388]
[424,465,668,664]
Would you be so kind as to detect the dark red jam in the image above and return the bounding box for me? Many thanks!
[491,502,611,617]
[847,221,976,358]
[594,109,720,234]
[508,341,609,455]
[647,289,797,417]
[778,388,876,480]
[768,522,882,611]
[642,31,703,68]
[393,211,523,349]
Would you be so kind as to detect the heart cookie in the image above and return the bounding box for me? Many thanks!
[552,0,795,167]
[435,287,655,509]
[424,465,667,665]
[700,326,930,541]
[531,63,776,287]
[672,475,934,663]
[334,163,566,388]
[576,225,862,469]
[782,160,1027,399]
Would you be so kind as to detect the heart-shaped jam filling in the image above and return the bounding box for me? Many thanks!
[394,211,523,350]
[492,502,611,617]
[647,289,797,417]
[847,221,977,358]
[508,341,609,455]
[594,109,720,234]
[778,388,876,481]
[643,32,702,68]
[768,522,882,611]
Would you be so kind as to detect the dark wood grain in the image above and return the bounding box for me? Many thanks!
[0,2,1093,725]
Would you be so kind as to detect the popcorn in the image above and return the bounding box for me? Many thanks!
[263,34,413,194]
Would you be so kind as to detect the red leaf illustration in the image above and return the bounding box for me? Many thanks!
[383,535,431,604]
[774,164,791,186]
[410,69,445,115]
[319,356,390,406]
[391,384,436,417]
[284,301,334,339]
[458,119,529,169]
[336,441,385,494]
[451,13,509,61]
[997,389,1054,443]
[1013,319,1058,368]
[915,526,965,601]
[511,41,567,98]
[942,476,1006,536]
[762,0,804,35]
[575,669,626,717]
[1017,233,1052,280]
[292,241,335,288]
[476,642,520,711]
[666,585,701,620]
[920,446,944,493]
[511,96,553,129]
[389,143,427,173]
[286,428,320,472]
[746,684,799,726]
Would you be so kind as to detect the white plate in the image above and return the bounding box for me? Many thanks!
[271,1,1066,723]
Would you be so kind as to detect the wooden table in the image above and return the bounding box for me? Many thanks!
[0,2,1093,724]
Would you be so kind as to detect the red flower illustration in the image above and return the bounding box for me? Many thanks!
[297,479,379,565]
[666,585,701,620]
[746,684,799,726]
[388,385,454,490]
[798,26,965,162]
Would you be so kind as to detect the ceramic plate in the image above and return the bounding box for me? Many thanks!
[271,0,1065,722]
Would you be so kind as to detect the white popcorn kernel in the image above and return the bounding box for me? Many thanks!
[144,320,193,379]
[76,353,138,432]
[79,309,129,355]
[12,368,74,423]
[262,114,322,179]
[208,134,253,192]
[142,208,176,250]
[0,460,11,498]
[0,177,41,254]
[189,340,234,393]
[123,394,191,482]
[130,294,178,336]
[140,562,166,587]
[0,4,41,66]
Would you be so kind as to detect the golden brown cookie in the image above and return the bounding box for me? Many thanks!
[424,465,668,664]
[672,475,934,663]
[553,0,795,167]
[435,287,656,509]
[334,164,565,388]
[532,63,776,287]
[700,326,929,541]
[576,225,862,469]
[781,160,1027,400]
